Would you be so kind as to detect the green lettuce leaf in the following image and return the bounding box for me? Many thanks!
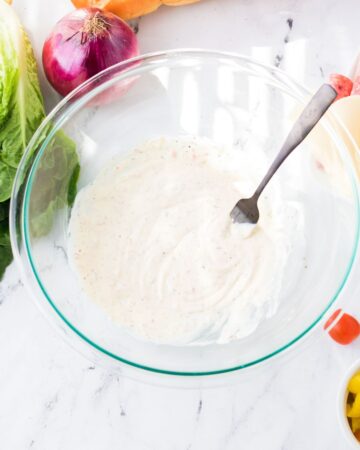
[0,219,10,247]
[0,1,46,279]
[29,130,80,238]
[0,241,12,280]
[0,160,16,201]
[0,3,45,174]
[0,199,10,279]
[0,1,80,280]
[0,200,9,221]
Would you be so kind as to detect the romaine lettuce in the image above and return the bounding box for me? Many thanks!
[0,1,46,201]
[0,0,46,279]
[0,1,80,279]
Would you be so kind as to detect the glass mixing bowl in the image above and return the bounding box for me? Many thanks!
[10,50,360,376]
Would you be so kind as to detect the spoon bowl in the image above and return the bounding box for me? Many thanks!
[230,195,260,224]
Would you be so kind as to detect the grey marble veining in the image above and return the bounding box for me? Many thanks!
[1,0,360,448]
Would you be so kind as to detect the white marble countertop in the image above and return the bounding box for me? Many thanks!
[2,0,360,448]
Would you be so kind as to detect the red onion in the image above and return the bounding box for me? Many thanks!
[42,8,139,96]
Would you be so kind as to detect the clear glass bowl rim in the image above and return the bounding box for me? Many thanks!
[10,49,360,376]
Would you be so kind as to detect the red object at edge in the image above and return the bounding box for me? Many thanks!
[329,74,354,101]
[324,308,360,345]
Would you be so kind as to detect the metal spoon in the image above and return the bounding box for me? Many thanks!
[230,83,337,225]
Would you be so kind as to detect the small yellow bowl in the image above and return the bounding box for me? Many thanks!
[339,360,360,448]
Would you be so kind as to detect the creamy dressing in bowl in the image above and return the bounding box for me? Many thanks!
[68,136,294,345]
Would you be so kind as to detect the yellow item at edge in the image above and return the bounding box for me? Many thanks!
[351,417,360,433]
[349,373,360,394]
[71,0,201,20]
[347,393,360,418]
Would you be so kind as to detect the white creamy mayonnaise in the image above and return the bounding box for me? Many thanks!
[69,136,292,344]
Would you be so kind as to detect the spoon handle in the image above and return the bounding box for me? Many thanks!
[254,83,337,198]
